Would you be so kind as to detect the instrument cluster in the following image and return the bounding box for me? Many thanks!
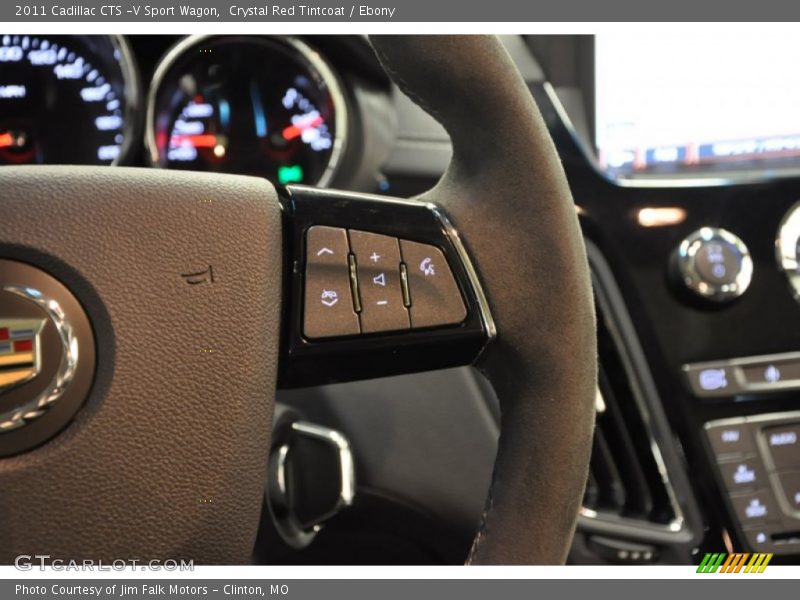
[0,34,352,187]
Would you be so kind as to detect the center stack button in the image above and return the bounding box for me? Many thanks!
[304,226,360,339]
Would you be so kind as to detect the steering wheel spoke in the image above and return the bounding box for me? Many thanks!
[279,185,494,387]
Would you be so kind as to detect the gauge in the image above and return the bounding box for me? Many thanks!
[146,36,347,187]
[0,35,140,166]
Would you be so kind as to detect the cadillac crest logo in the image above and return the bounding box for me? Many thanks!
[0,259,95,455]
[0,318,46,392]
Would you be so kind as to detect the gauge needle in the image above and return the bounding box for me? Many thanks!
[171,134,220,148]
[282,115,324,141]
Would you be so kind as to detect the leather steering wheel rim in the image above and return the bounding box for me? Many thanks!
[0,35,596,565]
[370,35,597,564]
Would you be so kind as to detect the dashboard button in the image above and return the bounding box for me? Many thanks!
[303,226,360,339]
[348,230,409,334]
[731,491,781,526]
[778,472,800,513]
[400,240,466,329]
[718,459,768,493]
[694,242,742,286]
[763,423,800,471]
[740,356,800,390]
[685,364,739,397]
[672,227,752,302]
[706,422,756,457]
[685,353,800,398]
[776,472,800,515]
[743,527,777,552]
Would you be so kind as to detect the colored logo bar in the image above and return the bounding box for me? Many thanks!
[697,552,773,573]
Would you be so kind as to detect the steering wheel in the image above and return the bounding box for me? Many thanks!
[0,36,596,565]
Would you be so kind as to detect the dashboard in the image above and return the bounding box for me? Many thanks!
[3,33,800,566]
[0,34,403,192]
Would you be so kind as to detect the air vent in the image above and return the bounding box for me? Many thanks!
[581,300,679,529]
[573,244,701,564]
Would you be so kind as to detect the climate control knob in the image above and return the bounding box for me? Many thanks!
[776,202,800,303]
[672,228,753,302]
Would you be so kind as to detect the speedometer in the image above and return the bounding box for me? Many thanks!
[0,35,140,165]
[146,36,348,187]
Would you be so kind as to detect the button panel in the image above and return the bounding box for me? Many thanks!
[706,412,800,555]
[303,226,360,339]
[285,186,491,387]
[303,228,467,339]
[684,351,800,398]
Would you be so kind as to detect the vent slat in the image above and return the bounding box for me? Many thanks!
[598,369,654,518]
[590,427,626,511]
[584,302,676,526]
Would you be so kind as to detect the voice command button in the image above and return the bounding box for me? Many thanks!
[400,240,466,329]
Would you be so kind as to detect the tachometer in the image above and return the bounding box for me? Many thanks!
[0,35,140,165]
[146,36,347,187]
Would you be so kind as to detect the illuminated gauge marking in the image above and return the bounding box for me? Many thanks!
[279,86,333,152]
[0,34,136,165]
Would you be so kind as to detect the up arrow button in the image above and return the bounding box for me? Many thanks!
[303,226,359,338]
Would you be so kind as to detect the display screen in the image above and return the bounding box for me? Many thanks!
[595,32,800,178]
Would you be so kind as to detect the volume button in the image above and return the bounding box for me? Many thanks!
[349,253,362,313]
[348,230,410,334]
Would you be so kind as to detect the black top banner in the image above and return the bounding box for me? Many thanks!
[5,0,800,21]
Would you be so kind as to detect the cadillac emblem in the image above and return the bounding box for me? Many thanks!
[0,319,46,392]
[0,259,95,456]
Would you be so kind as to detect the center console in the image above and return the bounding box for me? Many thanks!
[706,412,800,555]
[531,62,800,561]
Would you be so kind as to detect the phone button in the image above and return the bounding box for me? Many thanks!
[400,239,466,329]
